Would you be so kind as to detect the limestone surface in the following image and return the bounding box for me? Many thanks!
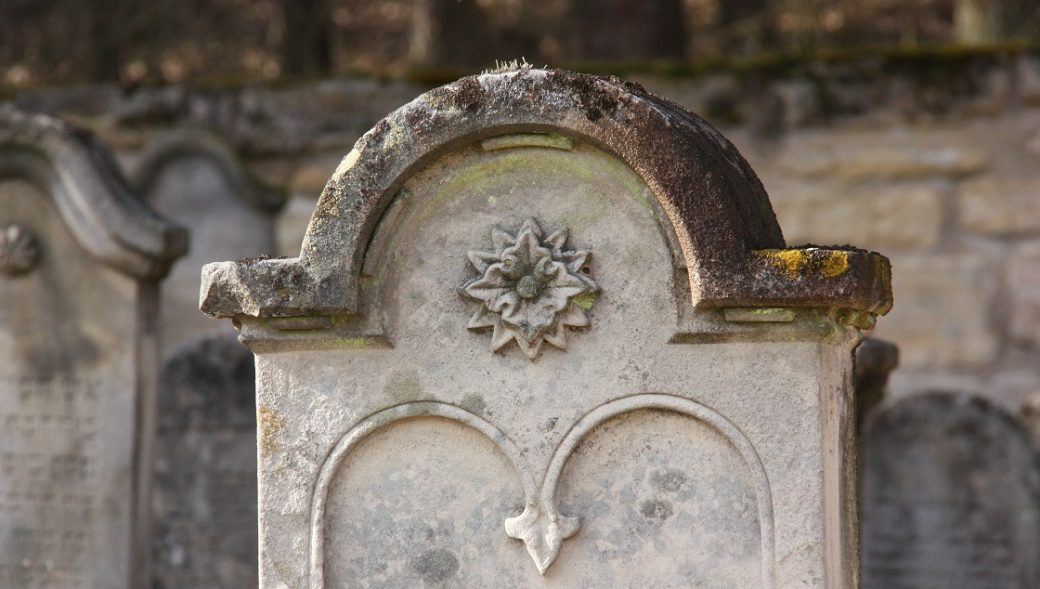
[201,68,890,588]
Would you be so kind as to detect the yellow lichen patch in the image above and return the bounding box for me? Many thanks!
[257,405,283,456]
[819,250,849,277]
[573,291,598,311]
[338,336,382,348]
[756,248,850,278]
[757,249,808,278]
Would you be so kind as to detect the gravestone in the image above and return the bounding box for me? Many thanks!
[130,131,285,350]
[200,68,893,588]
[128,131,285,588]
[861,392,1040,588]
[0,109,186,588]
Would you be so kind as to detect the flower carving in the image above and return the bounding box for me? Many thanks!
[462,218,598,359]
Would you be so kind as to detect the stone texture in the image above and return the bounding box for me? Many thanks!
[778,145,989,181]
[202,68,887,588]
[0,110,185,589]
[861,393,1040,588]
[960,176,1040,236]
[768,180,944,251]
[873,253,998,369]
[1008,240,1040,349]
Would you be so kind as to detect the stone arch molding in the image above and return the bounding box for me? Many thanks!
[0,107,186,280]
[128,129,287,213]
[201,67,891,322]
[307,394,776,587]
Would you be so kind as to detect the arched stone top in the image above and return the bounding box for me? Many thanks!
[0,107,187,280]
[130,129,287,213]
[200,67,891,319]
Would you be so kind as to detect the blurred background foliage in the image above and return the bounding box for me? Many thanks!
[1,0,1039,87]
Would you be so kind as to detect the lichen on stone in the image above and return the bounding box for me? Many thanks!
[756,248,850,279]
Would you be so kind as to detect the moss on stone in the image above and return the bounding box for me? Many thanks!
[573,291,598,311]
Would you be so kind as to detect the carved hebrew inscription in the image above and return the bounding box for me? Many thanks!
[462,218,597,360]
[0,377,99,587]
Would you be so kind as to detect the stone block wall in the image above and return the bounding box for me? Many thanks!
[7,52,1039,420]
[741,112,1040,417]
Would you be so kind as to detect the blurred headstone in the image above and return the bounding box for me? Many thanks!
[199,69,892,588]
[130,131,284,352]
[128,131,284,588]
[0,109,185,588]
[861,392,1040,588]
[151,333,257,589]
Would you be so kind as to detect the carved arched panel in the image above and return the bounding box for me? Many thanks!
[553,409,763,587]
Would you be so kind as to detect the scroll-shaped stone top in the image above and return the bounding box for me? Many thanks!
[200,67,891,319]
[0,107,187,280]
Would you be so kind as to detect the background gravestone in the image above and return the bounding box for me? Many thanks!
[127,132,285,588]
[201,68,893,588]
[0,109,185,588]
[861,392,1040,588]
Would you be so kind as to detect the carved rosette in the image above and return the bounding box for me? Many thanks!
[0,224,41,276]
[462,218,597,359]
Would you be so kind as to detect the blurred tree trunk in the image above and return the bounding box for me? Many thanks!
[409,0,489,69]
[955,0,1002,45]
[567,0,686,61]
[281,0,331,76]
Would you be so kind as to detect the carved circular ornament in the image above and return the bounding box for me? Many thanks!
[462,218,598,359]
[0,224,41,276]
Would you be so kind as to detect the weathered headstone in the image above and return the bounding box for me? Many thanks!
[128,131,285,588]
[200,68,893,588]
[861,392,1040,588]
[130,131,285,351]
[0,109,186,588]
[151,332,258,589]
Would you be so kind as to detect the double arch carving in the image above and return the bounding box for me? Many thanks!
[308,394,776,588]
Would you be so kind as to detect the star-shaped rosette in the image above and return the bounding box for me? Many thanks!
[462,218,598,359]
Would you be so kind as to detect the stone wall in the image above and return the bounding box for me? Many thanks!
[7,50,1039,420]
